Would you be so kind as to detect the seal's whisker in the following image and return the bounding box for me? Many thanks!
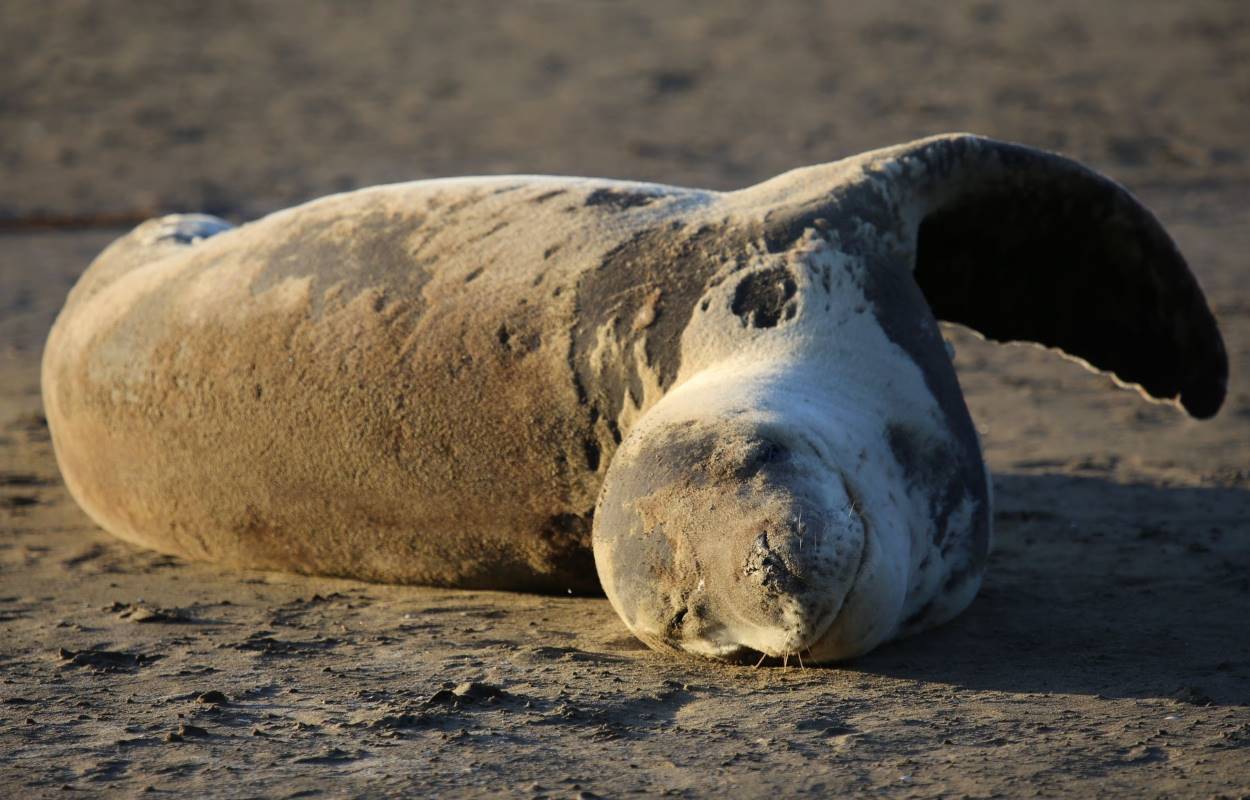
[754,652,768,669]
[783,654,789,668]
[796,651,805,670]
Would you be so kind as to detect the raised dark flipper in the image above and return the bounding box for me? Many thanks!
[873,134,1227,418]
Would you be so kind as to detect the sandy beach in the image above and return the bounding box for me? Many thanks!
[2,2,1248,796]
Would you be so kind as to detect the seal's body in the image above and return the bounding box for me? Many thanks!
[43,135,1227,662]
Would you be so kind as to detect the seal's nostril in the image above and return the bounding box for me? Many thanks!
[742,531,805,595]
[743,534,773,579]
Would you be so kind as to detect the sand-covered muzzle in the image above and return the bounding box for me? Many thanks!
[591,368,877,662]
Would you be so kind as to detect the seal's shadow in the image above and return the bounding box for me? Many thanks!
[848,473,1250,706]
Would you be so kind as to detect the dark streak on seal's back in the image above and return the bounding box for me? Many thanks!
[570,222,751,430]
[584,189,658,210]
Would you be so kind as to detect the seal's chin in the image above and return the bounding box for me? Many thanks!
[592,411,871,665]
[675,603,841,663]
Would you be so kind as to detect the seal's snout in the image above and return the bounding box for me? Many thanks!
[593,413,867,662]
[744,531,802,596]
[720,497,866,658]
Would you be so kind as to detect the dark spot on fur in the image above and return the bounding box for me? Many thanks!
[496,322,540,356]
[583,437,602,472]
[543,244,562,260]
[474,220,509,241]
[463,267,484,283]
[731,266,798,328]
[568,357,589,405]
[585,189,657,210]
[886,422,970,549]
[532,189,567,204]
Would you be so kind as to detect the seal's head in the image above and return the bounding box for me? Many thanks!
[592,373,901,664]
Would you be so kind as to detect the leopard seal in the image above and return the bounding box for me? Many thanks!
[42,134,1227,663]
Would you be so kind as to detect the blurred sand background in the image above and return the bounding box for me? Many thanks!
[1,1,1248,797]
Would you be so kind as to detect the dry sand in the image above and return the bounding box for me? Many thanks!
[1,2,1248,797]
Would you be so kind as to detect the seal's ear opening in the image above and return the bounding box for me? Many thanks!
[886,134,1227,418]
